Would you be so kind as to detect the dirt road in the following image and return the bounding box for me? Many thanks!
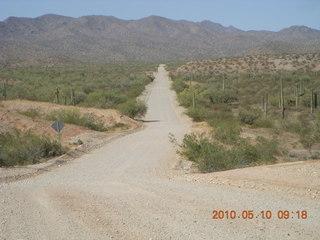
[1,65,320,239]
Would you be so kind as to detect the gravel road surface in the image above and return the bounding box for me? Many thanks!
[1,65,320,239]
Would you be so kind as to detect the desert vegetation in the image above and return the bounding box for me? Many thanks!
[0,61,156,118]
[46,108,107,132]
[0,60,155,167]
[0,128,66,167]
[175,53,320,75]
[171,53,320,172]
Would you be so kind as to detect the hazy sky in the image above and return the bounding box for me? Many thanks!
[0,0,319,31]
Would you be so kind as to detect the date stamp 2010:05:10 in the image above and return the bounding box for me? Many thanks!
[212,210,308,220]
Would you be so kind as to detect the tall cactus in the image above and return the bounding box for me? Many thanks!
[299,79,305,96]
[295,84,299,108]
[2,82,7,100]
[264,93,268,118]
[192,89,196,109]
[71,88,75,106]
[311,89,315,114]
[280,76,285,119]
[55,87,60,104]
[222,74,225,90]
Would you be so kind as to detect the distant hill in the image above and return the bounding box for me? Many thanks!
[0,14,320,62]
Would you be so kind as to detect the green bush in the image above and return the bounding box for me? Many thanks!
[238,107,261,125]
[187,106,206,122]
[280,118,301,134]
[214,122,241,145]
[0,129,65,167]
[230,140,259,167]
[252,117,274,128]
[117,99,147,119]
[178,88,193,107]
[178,133,234,172]
[178,133,280,172]
[178,133,203,162]
[197,141,232,172]
[18,108,40,119]
[47,108,107,131]
[207,108,235,127]
[207,89,238,104]
[172,78,188,93]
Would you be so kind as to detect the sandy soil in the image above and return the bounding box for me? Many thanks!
[0,65,319,239]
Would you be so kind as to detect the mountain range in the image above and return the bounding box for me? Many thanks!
[0,14,320,62]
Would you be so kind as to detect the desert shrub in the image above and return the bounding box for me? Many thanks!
[0,129,65,167]
[197,141,232,172]
[299,133,315,153]
[214,122,241,145]
[252,117,274,128]
[279,117,320,152]
[254,137,279,163]
[207,107,235,127]
[207,89,238,104]
[238,107,261,125]
[297,124,320,153]
[178,88,194,107]
[47,108,107,131]
[172,78,188,93]
[230,140,259,167]
[187,106,207,122]
[18,108,40,119]
[82,90,126,109]
[178,133,280,172]
[117,99,147,119]
[280,117,306,135]
[178,133,203,162]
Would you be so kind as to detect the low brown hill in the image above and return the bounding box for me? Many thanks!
[174,53,320,75]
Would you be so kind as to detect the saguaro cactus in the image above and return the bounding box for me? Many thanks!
[261,96,265,109]
[222,74,225,90]
[299,79,305,96]
[55,87,60,104]
[280,77,285,119]
[310,89,316,114]
[295,84,299,108]
[264,93,268,118]
[2,82,7,100]
[71,88,75,106]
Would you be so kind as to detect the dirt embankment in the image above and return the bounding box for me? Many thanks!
[0,99,142,182]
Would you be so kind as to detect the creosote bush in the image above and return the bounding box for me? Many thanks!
[0,129,65,167]
[46,108,107,131]
[178,133,279,172]
[187,106,207,122]
[238,107,261,125]
[214,123,241,145]
[118,99,147,119]
[18,108,40,119]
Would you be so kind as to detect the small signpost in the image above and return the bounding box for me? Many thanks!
[51,120,64,141]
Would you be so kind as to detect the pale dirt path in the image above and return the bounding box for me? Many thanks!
[1,65,320,240]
